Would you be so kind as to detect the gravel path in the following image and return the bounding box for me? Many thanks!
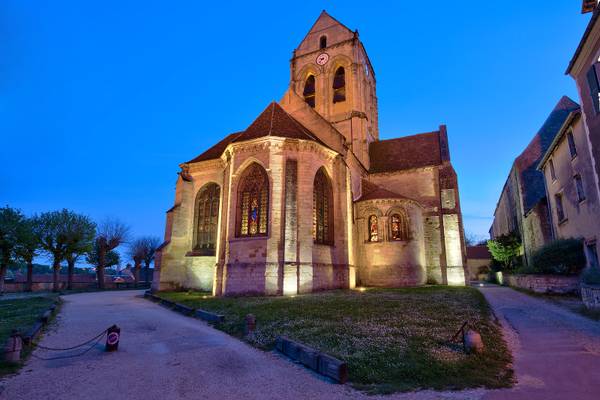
[478,285,600,400]
[0,290,484,400]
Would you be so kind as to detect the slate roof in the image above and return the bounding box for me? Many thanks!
[466,245,491,260]
[186,102,329,164]
[368,131,442,173]
[514,96,580,215]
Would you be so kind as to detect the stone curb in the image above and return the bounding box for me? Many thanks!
[275,336,348,383]
[22,300,60,346]
[174,303,194,316]
[195,309,225,323]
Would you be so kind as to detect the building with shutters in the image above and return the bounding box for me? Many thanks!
[153,11,467,296]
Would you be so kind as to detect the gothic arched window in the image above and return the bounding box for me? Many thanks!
[390,212,409,241]
[320,35,327,49]
[194,183,220,255]
[303,75,316,108]
[313,168,333,244]
[368,215,378,242]
[333,67,346,103]
[238,163,269,237]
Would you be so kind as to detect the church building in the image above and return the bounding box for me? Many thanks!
[153,11,467,295]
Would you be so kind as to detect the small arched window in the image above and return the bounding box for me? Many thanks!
[303,75,316,108]
[368,215,378,242]
[194,183,220,255]
[313,168,333,244]
[320,36,327,49]
[390,212,409,241]
[238,163,269,237]
[333,67,346,103]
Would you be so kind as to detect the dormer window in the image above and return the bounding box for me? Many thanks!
[320,35,327,49]
[303,75,316,108]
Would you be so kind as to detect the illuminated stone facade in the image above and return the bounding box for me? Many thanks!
[154,11,466,295]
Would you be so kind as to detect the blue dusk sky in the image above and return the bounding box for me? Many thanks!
[0,1,592,244]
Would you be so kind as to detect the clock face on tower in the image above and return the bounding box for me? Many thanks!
[316,53,329,66]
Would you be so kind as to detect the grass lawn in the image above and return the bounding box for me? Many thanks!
[0,295,58,376]
[158,286,513,393]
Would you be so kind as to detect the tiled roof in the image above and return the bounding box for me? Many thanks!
[368,131,442,173]
[514,96,580,215]
[466,245,491,260]
[356,179,412,202]
[186,132,241,164]
[186,102,330,164]
[231,102,328,146]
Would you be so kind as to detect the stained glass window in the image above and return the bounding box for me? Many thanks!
[390,212,409,241]
[238,163,269,237]
[304,75,316,108]
[332,67,346,103]
[368,215,378,242]
[313,168,333,244]
[194,183,220,255]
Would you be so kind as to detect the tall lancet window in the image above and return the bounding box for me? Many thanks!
[313,168,333,244]
[320,35,327,49]
[368,215,379,242]
[194,183,220,255]
[332,67,346,103]
[238,163,269,237]
[390,212,409,241]
[303,75,316,108]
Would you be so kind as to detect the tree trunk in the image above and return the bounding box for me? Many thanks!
[144,260,151,283]
[26,260,33,292]
[67,259,75,291]
[52,258,61,292]
[97,246,106,290]
[0,262,6,295]
[134,260,141,288]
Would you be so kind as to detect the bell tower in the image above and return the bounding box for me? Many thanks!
[288,10,378,168]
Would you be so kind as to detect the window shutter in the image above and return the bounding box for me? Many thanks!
[587,65,600,113]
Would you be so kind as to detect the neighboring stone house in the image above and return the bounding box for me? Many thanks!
[490,97,580,265]
[154,11,467,296]
[465,245,492,281]
[539,101,600,268]
[567,1,600,206]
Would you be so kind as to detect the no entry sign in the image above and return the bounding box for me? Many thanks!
[105,325,121,352]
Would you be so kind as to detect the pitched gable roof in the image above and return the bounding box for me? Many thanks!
[514,96,580,214]
[369,131,442,173]
[185,102,331,165]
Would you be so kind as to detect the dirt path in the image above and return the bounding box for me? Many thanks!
[479,285,600,400]
[0,290,483,400]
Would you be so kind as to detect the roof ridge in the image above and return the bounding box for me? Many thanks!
[376,130,440,143]
[268,102,275,136]
[276,102,323,143]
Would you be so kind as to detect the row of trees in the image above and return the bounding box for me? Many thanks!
[0,206,160,293]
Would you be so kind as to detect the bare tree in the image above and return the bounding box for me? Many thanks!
[127,238,146,288]
[141,236,161,283]
[63,214,96,290]
[15,216,40,292]
[0,206,25,294]
[94,218,129,289]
